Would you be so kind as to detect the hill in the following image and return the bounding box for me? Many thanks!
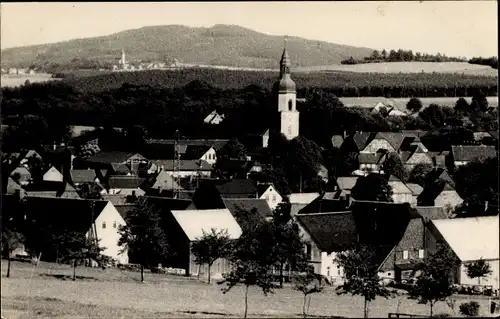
[0,24,374,69]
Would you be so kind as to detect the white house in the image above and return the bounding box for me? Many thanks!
[430,216,499,290]
[257,183,283,210]
[203,110,225,125]
[42,166,64,182]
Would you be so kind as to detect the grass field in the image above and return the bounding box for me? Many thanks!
[295,62,498,76]
[0,74,59,88]
[1,260,497,318]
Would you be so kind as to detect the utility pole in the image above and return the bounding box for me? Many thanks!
[173,130,181,199]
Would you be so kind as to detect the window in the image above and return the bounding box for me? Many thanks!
[288,125,292,136]
[265,196,270,201]
[418,249,424,259]
[403,250,409,260]
[288,100,293,111]
[327,267,330,277]
[113,221,117,229]
[102,221,106,229]
[338,269,341,276]
[305,244,312,259]
[272,195,276,202]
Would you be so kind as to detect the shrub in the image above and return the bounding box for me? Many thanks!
[459,301,480,317]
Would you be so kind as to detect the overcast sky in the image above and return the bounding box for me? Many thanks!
[1,1,497,58]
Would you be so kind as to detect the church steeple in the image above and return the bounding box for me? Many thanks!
[280,37,291,76]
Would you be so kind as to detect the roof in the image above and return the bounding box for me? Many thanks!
[336,177,359,190]
[415,206,449,220]
[432,216,499,261]
[406,183,424,196]
[183,145,213,160]
[215,179,258,197]
[154,159,212,171]
[170,209,242,241]
[151,170,183,191]
[388,180,413,194]
[340,97,395,108]
[473,132,493,141]
[110,163,131,175]
[358,153,383,165]
[296,212,358,253]
[424,168,455,188]
[108,176,146,189]
[223,198,272,231]
[114,204,136,220]
[23,197,110,234]
[5,177,27,196]
[352,131,374,151]
[10,166,31,177]
[147,139,229,151]
[291,203,309,216]
[418,181,459,203]
[288,193,320,204]
[85,152,146,165]
[488,130,499,140]
[372,132,406,151]
[71,169,98,184]
[101,194,129,206]
[24,182,80,199]
[451,145,497,162]
[331,135,344,148]
[298,195,350,215]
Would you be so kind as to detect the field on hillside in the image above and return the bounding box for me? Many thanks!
[2,260,497,318]
[1,74,58,88]
[296,62,498,76]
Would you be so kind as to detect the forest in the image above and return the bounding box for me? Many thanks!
[51,67,499,96]
[341,49,467,64]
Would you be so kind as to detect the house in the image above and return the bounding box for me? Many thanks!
[401,144,433,171]
[154,159,212,178]
[149,170,184,195]
[183,145,218,165]
[387,108,408,117]
[387,175,414,204]
[203,110,225,125]
[428,216,499,289]
[191,179,259,210]
[450,145,497,168]
[417,181,463,211]
[256,183,283,210]
[355,152,386,176]
[223,198,273,231]
[42,166,64,182]
[103,176,146,196]
[70,169,100,185]
[289,193,320,205]
[10,166,31,185]
[84,151,148,173]
[24,181,81,199]
[360,132,406,154]
[22,197,129,264]
[335,176,359,196]
[4,178,27,199]
[168,208,242,278]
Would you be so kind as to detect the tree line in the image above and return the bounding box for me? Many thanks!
[341,49,467,65]
[468,57,498,69]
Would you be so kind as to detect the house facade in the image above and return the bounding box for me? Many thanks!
[257,183,283,210]
[43,166,64,182]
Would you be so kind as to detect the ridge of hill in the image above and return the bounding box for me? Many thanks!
[1,24,375,69]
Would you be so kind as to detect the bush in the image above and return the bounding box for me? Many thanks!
[459,301,480,317]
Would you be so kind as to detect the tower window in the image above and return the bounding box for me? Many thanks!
[288,125,292,136]
[288,100,293,111]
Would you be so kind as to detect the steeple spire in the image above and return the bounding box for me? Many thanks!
[280,36,291,76]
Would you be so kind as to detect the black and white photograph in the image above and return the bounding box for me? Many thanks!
[1,1,498,318]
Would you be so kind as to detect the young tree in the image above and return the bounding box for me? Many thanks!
[465,259,492,285]
[408,247,459,317]
[218,224,278,318]
[293,269,324,318]
[459,301,480,317]
[118,198,168,282]
[381,152,409,182]
[1,226,25,278]
[58,231,105,281]
[191,228,231,284]
[335,245,392,318]
[408,163,434,187]
[351,173,394,202]
[406,98,423,113]
[218,137,247,160]
[454,97,469,114]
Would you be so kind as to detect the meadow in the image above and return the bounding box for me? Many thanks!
[1,260,497,318]
[0,74,59,88]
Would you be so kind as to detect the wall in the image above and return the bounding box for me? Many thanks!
[43,167,64,182]
[201,148,217,165]
[260,186,283,210]
[404,153,433,171]
[189,255,233,280]
[361,139,395,154]
[320,251,344,286]
[459,260,500,290]
[106,188,146,196]
[392,193,414,204]
[435,191,463,209]
[92,202,128,264]
[280,111,300,140]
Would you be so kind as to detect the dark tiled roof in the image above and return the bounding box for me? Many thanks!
[183,145,213,160]
[415,206,449,220]
[71,169,98,184]
[24,181,80,199]
[488,131,499,140]
[108,176,146,189]
[101,194,129,206]
[451,145,497,162]
[417,181,459,203]
[144,196,193,215]
[154,159,212,171]
[352,131,374,151]
[216,179,258,197]
[85,152,146,165]
[296,212,358,253]
[114,204,136,220]
[298,195,350,215]
[256,184,272,197]
[223,198,271,232]
[358,153,382,164]
[110,163,131,175]
[373,132,406,151]
[23,197,109,234]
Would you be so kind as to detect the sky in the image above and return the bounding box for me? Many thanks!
[1,1,497,58]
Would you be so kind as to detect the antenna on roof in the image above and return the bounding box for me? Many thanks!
[284,35,288,48]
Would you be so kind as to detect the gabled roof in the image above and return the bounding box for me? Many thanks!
[298,194,350,215]
[288,193,320,204]
[331,135,344,148]
[85,152,146,165]
[451,145,497,162]
[223,198,272,232]
[418,180,459,203]
[415,206,449,220]
[10,166,31,177]
[352,131,374,151]
[151,170,183,191]
[23,197,110,234]
[108,176,146,189]
[110,163,131,175]
[406,183,424,196]
[372,132,406,151]
[24,181,80,199]
[296,212,358,253]
[358,152,384,165]
[488,131,499,140]
[432,216,499,261]
[336,177,359,190]
[154,159,212,171]
[144,196,194,214]
[5,177,27,197]
[388,179,413,194]
[71,169,99,184]
[101,194,129,206]
[215,179,258,198]
[183,145,213,160]
[170,209,242,241]
[114,204,136,220]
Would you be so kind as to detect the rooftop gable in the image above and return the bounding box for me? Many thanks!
[451,145,497,162]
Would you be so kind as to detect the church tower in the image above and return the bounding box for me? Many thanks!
[275,39,299,140]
